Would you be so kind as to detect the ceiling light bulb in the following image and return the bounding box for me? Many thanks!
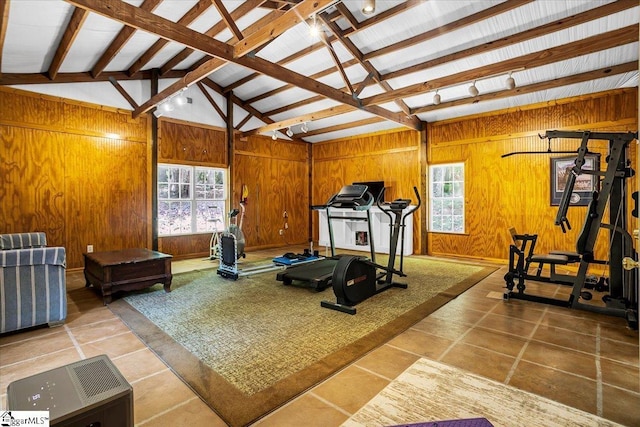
[362,0,375,14]
[468,82,479,97]
[433,91,441,105]
[174,91,188,106]
[161,101,175,112]
[272,131,277,140]
[309,14,320,37]
[506,73,516,90]
[286,127,293,137]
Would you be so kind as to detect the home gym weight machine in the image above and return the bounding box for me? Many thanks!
[504,130,638,328]
[321,186,421,314]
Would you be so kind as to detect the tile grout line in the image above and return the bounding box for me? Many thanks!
[436,300,498,362]
[504,306,548,385]
[64,324,86,360]
[137,396,200,426]
[308,391,353,417]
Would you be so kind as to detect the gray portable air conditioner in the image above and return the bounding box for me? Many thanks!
[7,354,133,427]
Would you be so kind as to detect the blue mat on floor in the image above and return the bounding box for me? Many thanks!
[272,255,320,265]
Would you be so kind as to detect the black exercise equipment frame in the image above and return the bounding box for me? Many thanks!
[504,130,638,328]
[276,184,376,290]
[321,187,421,314]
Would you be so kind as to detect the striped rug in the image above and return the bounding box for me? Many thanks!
[344,358,623,427]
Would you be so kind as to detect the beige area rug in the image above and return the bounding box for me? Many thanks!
[109,256,495,427]
[343,358,623,427]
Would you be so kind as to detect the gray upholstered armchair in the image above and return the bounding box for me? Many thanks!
[0,232,67,334]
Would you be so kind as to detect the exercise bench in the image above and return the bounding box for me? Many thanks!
[506,227,579,286]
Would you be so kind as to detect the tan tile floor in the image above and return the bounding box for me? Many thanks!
[1,251,638,426]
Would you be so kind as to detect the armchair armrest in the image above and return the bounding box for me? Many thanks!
[0,232,47,250]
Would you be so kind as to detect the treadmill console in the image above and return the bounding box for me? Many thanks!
[328,185,372,209]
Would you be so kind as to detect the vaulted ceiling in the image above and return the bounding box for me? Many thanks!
[0,0,638,142]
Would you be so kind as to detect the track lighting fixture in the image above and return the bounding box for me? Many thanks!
[286,127,293,137]
[505,72,516,90]
[301,122,308,133]
[433,90,441,105]
[160,101,175,112]
[362,0,375,15]
[174,89,188,106]
[272,131,277,140]
[468,81,479,97]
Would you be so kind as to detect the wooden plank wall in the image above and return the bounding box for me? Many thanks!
[427,88,638,262]
[233,135,310,251]
[311,129,424,254]
[156,118,227,258]
[2,86,636,267]
[0,88,149,269]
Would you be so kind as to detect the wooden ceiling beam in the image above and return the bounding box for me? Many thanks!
[410,62,639,115]
[301,117,385,138]
[220,0,631,117]
[243,59,359,104]
[200,79,277,127]
[0,0,9,77]
[320,14,411,116]
[47,7,88,80]
[0,1,8,77]
[66,0,421,129]
[340,0,425,37]
[211,0,244,41]
[362,0,534,61]
[243,103,356,136]
[263,94,325,116]
[319,31,354,94]
[108,76,139,109]
[246,61,638,139]
[91,0,163,78]
[158,1,280,76]
[127,0,216,76]
[196,82,227,122]
[383,0,638,81]
[363,25,639,107]
[334,3,359,31]
[234,0,335,57]
[0,69,186,85]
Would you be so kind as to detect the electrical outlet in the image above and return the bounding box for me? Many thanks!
[87,245,94,253]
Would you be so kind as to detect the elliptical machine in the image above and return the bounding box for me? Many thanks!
[216,203,247,280]
[321,186,421,314]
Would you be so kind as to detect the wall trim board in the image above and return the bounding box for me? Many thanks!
[431,117,638,148]
[0,119,148,143]
[313,145,418,162]
[313,126,411,145]
[156,158,228,168]
[0,86,135,115]
[432,88,637,126]
[234,149,309,162]
[158,116,227,133]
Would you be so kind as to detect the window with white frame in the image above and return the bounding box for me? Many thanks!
[158,164,226,236]
[429,163,465,233]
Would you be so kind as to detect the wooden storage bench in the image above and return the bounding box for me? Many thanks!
[84,248,172,304]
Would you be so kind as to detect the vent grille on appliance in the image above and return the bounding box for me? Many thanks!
[69,356,129,404]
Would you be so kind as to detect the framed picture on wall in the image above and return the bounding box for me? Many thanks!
[550,154,600,206]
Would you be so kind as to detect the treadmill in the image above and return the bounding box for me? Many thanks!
[276,184,376,290]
